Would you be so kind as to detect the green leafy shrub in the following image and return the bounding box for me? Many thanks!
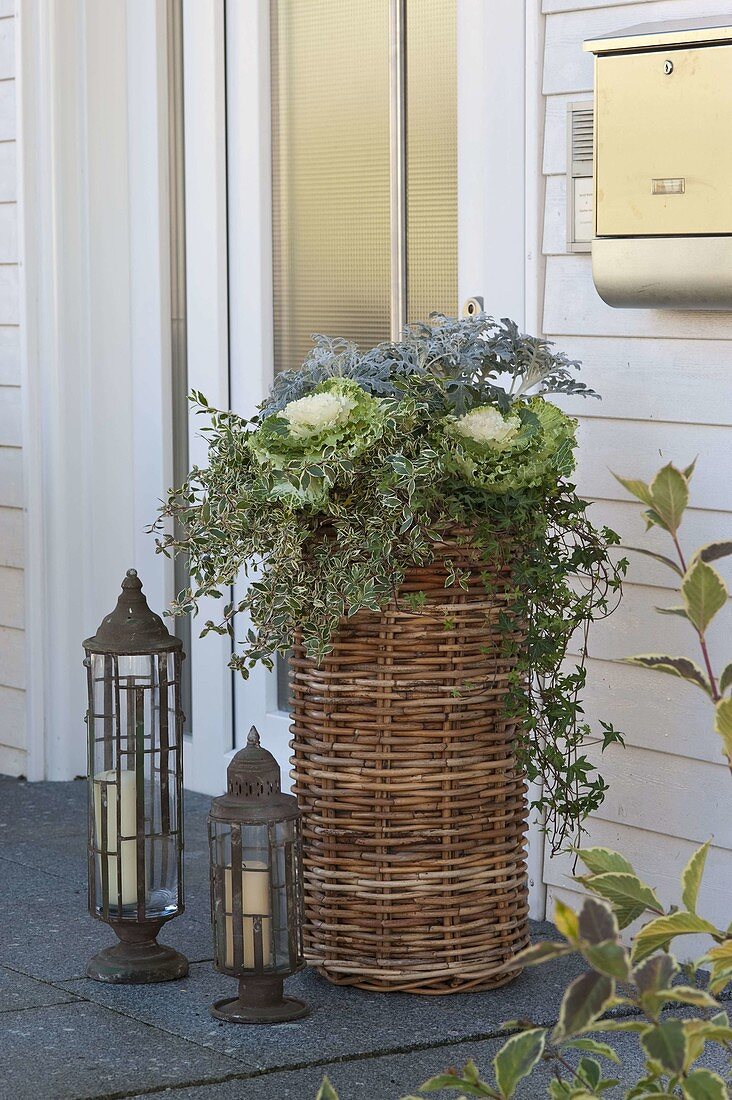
[613,460,732,773]
[316,844,732,1099]
[155,313,624,850]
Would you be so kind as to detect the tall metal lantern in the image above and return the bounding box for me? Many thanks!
[83,569,188,984]
[208,727,307,1023]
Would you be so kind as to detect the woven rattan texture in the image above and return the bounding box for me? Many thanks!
[290,539,529,994]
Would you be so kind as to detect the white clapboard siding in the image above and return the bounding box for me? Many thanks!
[540,0,732,924]
[574,416,732,511]
[576,656,725,765]
[0,19,12,81]
[0,262,17,324]
[0,82,14,141]
[0,624,24,688]
[0,683,25,749]
[542,173,566,256]
[0,446,21,507]
[0,324,18,383]
[0,564,23,628]
[0,201,16,261]
[552,336,732,426]
[0,142,15,202]
[0,508,21,569]
[545,255,732,340]
[544,93,589,176]
[544,0,732,95]
[0,383,20,443]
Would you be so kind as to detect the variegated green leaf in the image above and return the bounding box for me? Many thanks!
[577,848,636,877]
[577,896,619,946]
[581,940,631,981]
[553,897,580,943]
[650,464,689,533]
[697,541,732,564]
[493,1029,546,1099]
[655,605,688,618]
[581,872,663,930]
[622,654,712,697]
[553,971,615,1042]
[612,473,654,508]
[316,1077,340,1100]
[681,840,710,914]
[719,663,732,696]
[682,559,727,633]
[714,698,732,765]
[640,1018,687,1076]
[621,545,683,577]
[682,457,698,482]
[660,985,719,1009]
[682,1069,728,1100]
[631,911,720,965]
[513,941,574,967]
[633,953,678,994]
[564,1038,620,1064]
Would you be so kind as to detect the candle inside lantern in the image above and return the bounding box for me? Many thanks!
[94,769,139,907]
[223,862,272,968]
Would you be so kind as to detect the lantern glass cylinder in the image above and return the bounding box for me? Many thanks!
[87,652,183,922]
[208,727,307,1023]
[84,570,188,984]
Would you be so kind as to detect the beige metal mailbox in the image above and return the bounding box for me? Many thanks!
[585,17,732,310]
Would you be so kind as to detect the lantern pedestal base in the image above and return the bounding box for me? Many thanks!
[211,976,308,1024]
[87,920,189,984]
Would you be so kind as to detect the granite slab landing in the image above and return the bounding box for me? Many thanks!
[1,775,729,1100]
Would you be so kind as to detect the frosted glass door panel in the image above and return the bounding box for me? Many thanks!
[271,0,392,373]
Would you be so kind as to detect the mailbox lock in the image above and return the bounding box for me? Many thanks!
[664,59,674,75]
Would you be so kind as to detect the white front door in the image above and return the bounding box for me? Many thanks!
[187,0,544,916]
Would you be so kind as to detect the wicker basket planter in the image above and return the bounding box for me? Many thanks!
[290,536,530,994]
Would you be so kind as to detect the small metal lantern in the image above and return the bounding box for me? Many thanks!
[208,727,307,1023]
[83,569,188,984]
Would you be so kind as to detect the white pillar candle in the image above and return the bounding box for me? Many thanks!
[94,769,139,907]
[224,862,272,968]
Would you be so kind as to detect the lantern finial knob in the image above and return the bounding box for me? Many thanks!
[247,726,261,747]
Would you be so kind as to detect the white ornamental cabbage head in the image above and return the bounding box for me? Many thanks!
[282,391,357,440]
[452,405,520,446]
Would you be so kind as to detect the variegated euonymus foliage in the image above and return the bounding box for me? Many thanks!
[155,314,626,852]
[316,845,732,1100]
[613,460,732,775]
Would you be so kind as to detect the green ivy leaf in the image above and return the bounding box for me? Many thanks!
[640,1018,687,1076]
[650,464,689,534]
[631,912,721,965]
[681,840,711,914]
[553,971,615,1042]
[493,1029,546,1099]
[582,872,663,929]
[682,559,727,633]
[714,698,732,765]
[681,1069,728,1100]
[622,654,712,698]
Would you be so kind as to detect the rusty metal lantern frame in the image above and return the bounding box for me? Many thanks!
[208,727,307,1023]
[83,569,188,984]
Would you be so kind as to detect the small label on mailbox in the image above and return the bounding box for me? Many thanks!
[652,178,686,195]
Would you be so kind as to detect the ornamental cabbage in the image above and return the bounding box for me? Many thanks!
[249,376,389,502]
[441,398,577,494]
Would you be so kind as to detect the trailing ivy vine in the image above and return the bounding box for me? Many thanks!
[153,314,625,852]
